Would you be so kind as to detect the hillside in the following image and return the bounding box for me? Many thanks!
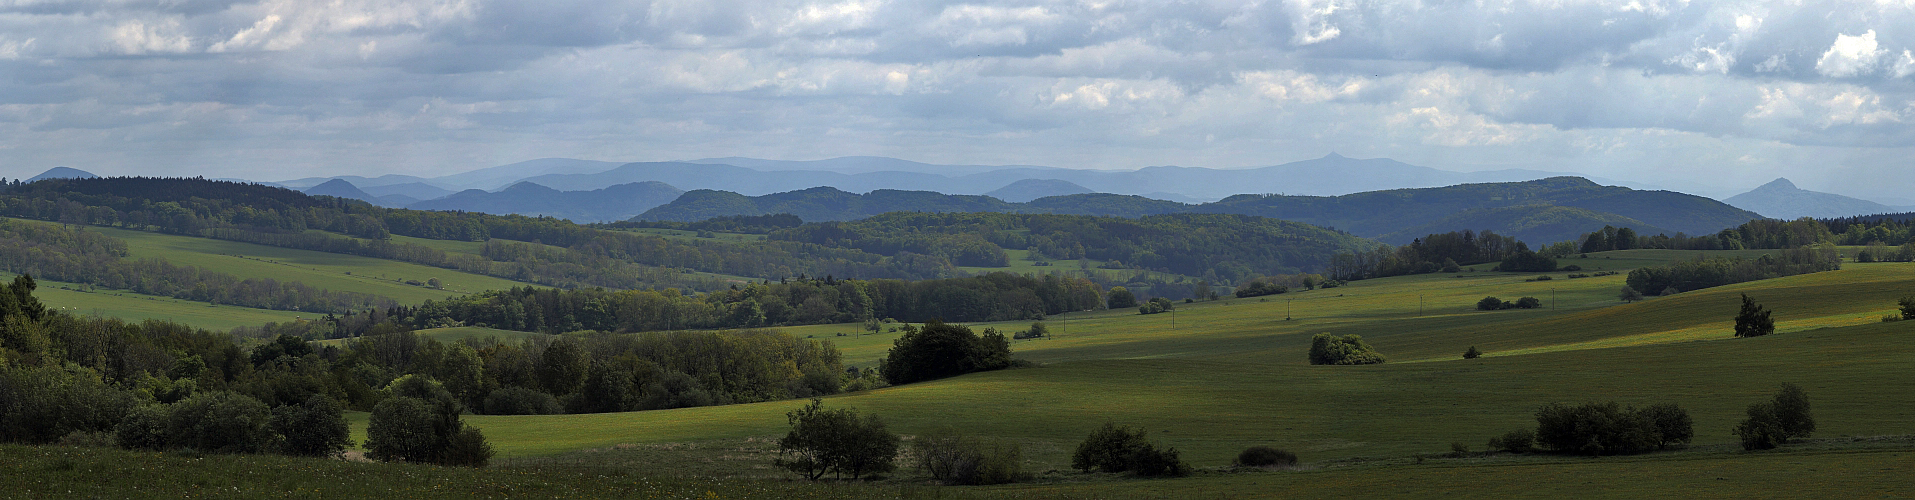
[1724,178,1905,219]
[638,177,1760,246]
[983,178,1093,202]
[24,167,97,182]
[1195,176,1759,243]
[1376,205,1672,245]
[408,181,684,223]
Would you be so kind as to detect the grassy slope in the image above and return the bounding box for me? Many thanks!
[459,257,1915,463]
[10,249,1915,497]
[82,224,528,301]
[8,272,304,330]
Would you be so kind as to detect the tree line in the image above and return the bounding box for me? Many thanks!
[766,212,1379,283]
[1624,245,1841,295]
[307,272,1106,338]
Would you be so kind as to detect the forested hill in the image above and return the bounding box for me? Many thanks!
[1374,205,1673,246]
[1194,177,1760,243]
[768,212,1381,282]
[631,178,1759,245]
[0,177,1377,292]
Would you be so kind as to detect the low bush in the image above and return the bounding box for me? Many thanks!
[1234,446,1298,467]
[1534,401,1691,455]
[1070,423,1188,477]
[1308,333,1385,365]
[1463,346,1483,359]
[914,427,1028,485]
[1486,428,1535,453]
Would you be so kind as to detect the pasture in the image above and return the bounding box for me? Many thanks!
[442,257,1915,496]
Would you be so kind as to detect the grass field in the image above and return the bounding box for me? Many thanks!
[12,247,1915,497]
[421,254,1915,497]
[7,272,306,330]
[75,224,531,302]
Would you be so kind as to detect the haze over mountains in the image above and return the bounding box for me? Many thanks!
[19,153,1906,241]
[1723,178,1914,220]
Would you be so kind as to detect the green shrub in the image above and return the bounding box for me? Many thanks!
[1070,423,1187,477]
[776,399,899,481]
[1737,383,1814,450]
[1533,402,1663,455]
[913,427,1028,485]
[1235,446,1298,467]
[879,320,1012,385]
[1900,297,1915,321]
[1735,402,1785,450]
[365,375,492,467]
[1638,403,1694,449]
[115,404,170,451]
[1463,346,1483,359]
[270,394,352,458]
[1486,428,1535,453]
[1513,297,1542,309]
[1308,333,1385,365]
[1477,296,1504,311]
[165,391,273,454]
[0,365,138,445]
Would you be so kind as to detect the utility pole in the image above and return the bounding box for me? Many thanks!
[1286,298,1292,321]
[1419,295,1424,317]
[1552,288,1556,310]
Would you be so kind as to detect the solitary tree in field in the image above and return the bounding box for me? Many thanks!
[1619,286,1643,303]
[1734,294,1774,338]
[1900,296,1915,321]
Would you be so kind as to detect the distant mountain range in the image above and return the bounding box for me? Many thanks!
[1723,178,1913,219]
[254,153,1663,206]
[637,177,1761,245]
[409,181,684,223]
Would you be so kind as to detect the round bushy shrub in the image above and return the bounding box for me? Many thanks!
[165,391,273,454]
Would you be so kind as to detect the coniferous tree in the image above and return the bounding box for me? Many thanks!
[1733,294,1774,338]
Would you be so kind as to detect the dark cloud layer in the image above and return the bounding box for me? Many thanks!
[0,0,1911,200]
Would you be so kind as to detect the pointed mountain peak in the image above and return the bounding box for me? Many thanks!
[1756,178,1799,191]
[1322,152,1347,160]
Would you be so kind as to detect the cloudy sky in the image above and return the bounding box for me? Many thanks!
[2,0,1912,200]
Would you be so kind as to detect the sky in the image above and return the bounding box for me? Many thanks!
[1,0,1913,200]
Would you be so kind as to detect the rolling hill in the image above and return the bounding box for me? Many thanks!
[1194,176,1760,243]
[984,178,1093,203]
[408,181,685,223]
[638,177,1761,245]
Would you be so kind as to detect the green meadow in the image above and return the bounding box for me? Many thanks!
[80,224,531,301]
[13,243,1915,497]
[6,272,306,330]
[390,254,1915,497]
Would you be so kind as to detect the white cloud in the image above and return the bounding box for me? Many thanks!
[1285,0,1342,45]
[1815,30,1885,78]
[1895,50,1915,78]
[107,19,194,54]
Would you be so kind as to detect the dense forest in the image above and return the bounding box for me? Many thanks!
[1624,245,1842,294]
[767,212,1379,282]
[278,272,1104,339]
[0,178,965,291]
[0,273,854,454]
[1575,217,1915,260]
